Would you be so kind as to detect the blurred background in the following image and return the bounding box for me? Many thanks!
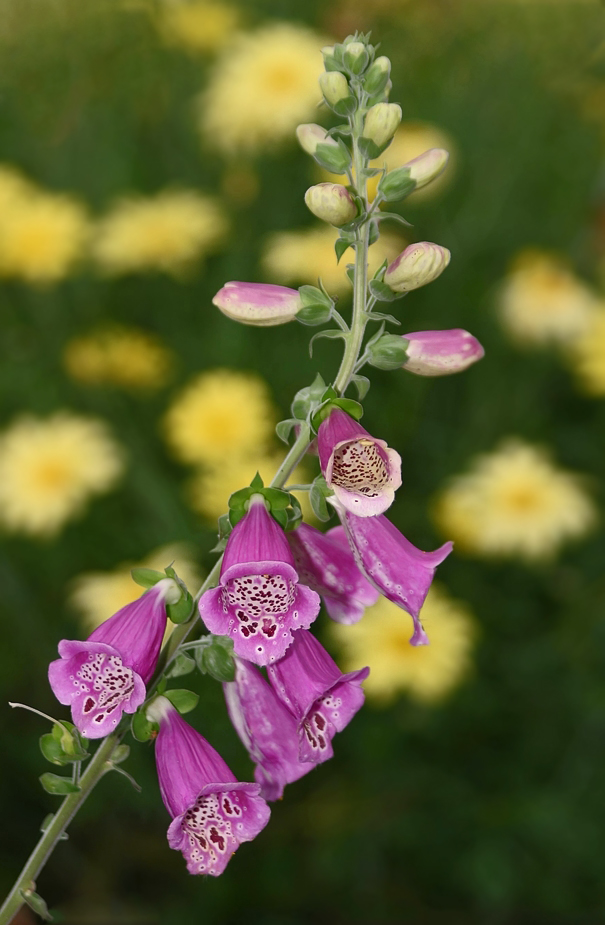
[2,0,605,922]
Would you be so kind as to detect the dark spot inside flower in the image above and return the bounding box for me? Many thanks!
[83,697,95,713]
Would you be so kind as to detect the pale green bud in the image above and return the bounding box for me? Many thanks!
[296,123,335,156]
[362,103,402,149]
[304,183,357,227]
[384,242,451,293]
[404,148,449,190]
[343,41,369,74]
[319,72,356,115]
[364,56,391,95]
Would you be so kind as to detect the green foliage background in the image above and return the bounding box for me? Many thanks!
[2,1,605,922]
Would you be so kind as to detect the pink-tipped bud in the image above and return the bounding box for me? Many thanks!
[401,329,485,376]
[404,148,449,190]
[362,103,402,149]
[304,183,357,227]
[296,123,336,156]
[212,281,302,327]
[384,242,451,293]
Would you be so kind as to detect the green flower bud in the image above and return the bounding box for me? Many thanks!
[296,123,335,156]
[343,41,369,75]
[384,242,451,293]
[319,72,356,116]
[404,148,449,190]
[304,183,357,227]
[364,56,391,95]
[362,103,402,150]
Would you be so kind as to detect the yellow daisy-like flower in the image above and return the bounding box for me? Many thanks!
[0,187,90,285]
[189,451,313,522]
[63,325,174,391]
[330,585,475,705]
[322,121,456,202]
[497,250,599,346]
[262,225,405,296]
[567,308,605,396]
[200,22,325,153]
[92,189,228,276]
[0,164,34,209]
[69,542,202,635]
[0,413,125,537]
[163,369,276,466]
[433,439,596,561]
[157,0,241,54]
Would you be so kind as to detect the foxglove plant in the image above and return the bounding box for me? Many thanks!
[1,32,484,924]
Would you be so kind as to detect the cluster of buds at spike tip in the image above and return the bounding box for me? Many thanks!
[212,281,302,327]
[359,103,402,159]
[304,182,357,227]
[384,242,451,293]
[377,148,450,202]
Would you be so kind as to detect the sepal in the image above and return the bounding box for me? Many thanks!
[309,475,333,522]
[40,772,80,795]
[163,688,199,715]
[131,709,159,742]
[367,334,410,370]
[291,373,327,420]
[20,889,52,922]
[166,652,197,678]
[195,636,236,683]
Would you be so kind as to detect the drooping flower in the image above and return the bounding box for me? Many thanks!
[148,696,270,876]
[399,329,485,376]
[331,585,475,705]
[63,325,174,391]
[198,495,320,665]
[287,523,379,625]
[49,578,180,738]
[433,439,596,561]
[317,408,402,517]
[335,504,453,645]
[267,629,369,764]
[163,369,276,466]
[213,281,302,326]
[0,412,125,537]
[224,657,314,801]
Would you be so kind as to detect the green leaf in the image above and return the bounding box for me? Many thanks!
[165,652,197,678]
[276,418,296,445]
[367,310,401,325]
[40,773,80,795]
[201,643,236,683]
[164,689,199,715]
[310,475,333,522]
[131,711,158,742]
[299,284,332,308]
[20,889,52,922]
[334,235,353,263]
[369,279,405,302]
[211,512,232,552]
[376,210,413,227]
[131,567,164,589]
[309,329,347,358]
[110,744,131,765]
[351,375,371,400]
[250,471,264,490]
[291,373,326,420]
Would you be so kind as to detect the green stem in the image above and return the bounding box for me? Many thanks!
[0,734,120,925]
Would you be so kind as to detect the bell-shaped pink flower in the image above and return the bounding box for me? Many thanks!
[149,697,270,876]
[199,495,320,666]
[317,408,402,517]
[268,629,369,764]
[48,578,178,739]
[336,505,453,645]
[401,329,484,376]
[224,658,314,801]
[287,523,379,625]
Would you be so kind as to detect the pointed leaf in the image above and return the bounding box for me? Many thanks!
[164,689,199,715]
[165,652,197,678]
[335,236,353,263]
[276,418,296,445]
[367,310,401,325]
[376,210,413,227]
[110,744,131,765]
[310,475,333,522]
[250,471,264,490]
[40,773,80,795]
[369,279,405,302]
[20,890,52,922]
[309,329,347,358]
[351,375,371,400]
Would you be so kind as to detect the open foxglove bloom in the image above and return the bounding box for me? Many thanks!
[268,629,369,764]
[48,578,179,739]
[148,697,270,876]
[336,505,453,645]
[199,495,320,666]
[317,408,402,517]
[224,657,314,801]
[287,523,379,624]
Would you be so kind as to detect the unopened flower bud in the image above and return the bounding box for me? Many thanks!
[400,329,485,376]
[343,41,369,75]
[367,333,410,371]
[404,148,449,190]
[376,168,418,203]
[364,56,391,95]
[384,242,451,293]
[319,72,356,115]
[304,183,357,227]
[296,123,335,156]
[213,281,301,326]
[362,103,402,150]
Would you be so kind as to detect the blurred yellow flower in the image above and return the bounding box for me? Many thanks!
[322,121,456,202]
[0,186,90,285]
[567,309,605,396]
[262,225,405,296]
[200,22,325,153]
[163,369,276,466]
[0,413,125,537]
[69,542,202,635]
[158,0,241,54]
[497,250,599,345]
[433,439,596,560]
[92,189,228,276]
[0,164,33,209]
[63,325,174,391]
[331,585,475,705]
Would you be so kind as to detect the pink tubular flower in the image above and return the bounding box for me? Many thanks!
[224,657,314,801]
[317,408,402,517]
[268,629,369,764]
[148,697,270,876]
[212,281,301,326]
[401,329,484,376]
[336,505,453,645]
[198,495,320,666]
[48,578,179,739]
[287,523,379,625]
